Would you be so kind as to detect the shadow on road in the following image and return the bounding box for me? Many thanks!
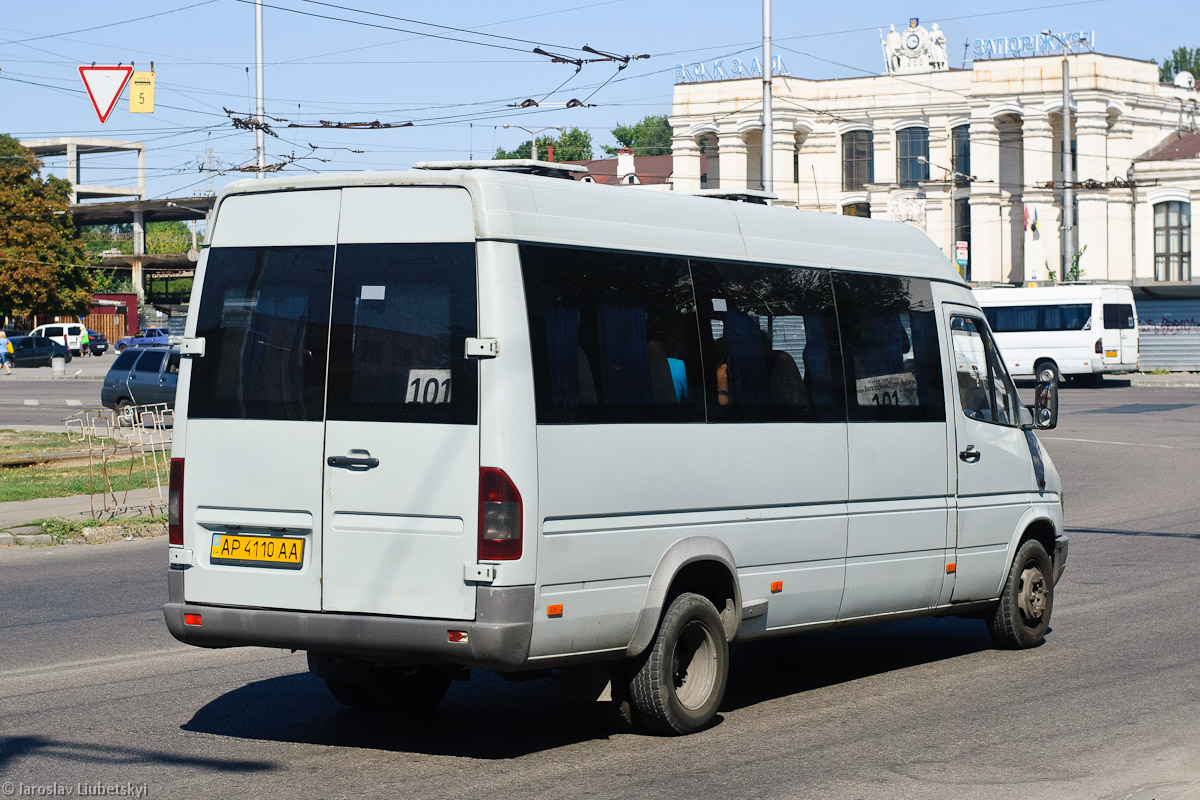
[183,670,618,758]
[1067,526,1200,541]
[722,615,992,711]
[0,734,272,774]
[183,616,995,755]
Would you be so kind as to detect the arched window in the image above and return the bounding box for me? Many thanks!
[1154,201,1192,281]
[842,130,873,191]
[951,125,970,184]
[896,127,929,186]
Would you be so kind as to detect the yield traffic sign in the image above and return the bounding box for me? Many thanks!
[78,65,134,123]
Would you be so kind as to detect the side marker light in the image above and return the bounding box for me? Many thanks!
[547,604,564,617]
[770,581,783,593]
[945,563,957,574]
[184,613,202,626]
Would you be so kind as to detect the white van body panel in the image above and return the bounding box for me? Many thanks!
[974,284,1140,378]
[166,169,1066,675]
[30,322,84,355]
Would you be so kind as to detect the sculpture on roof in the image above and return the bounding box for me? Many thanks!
[881,18,949,74]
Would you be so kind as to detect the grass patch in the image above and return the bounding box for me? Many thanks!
[35,515,168,544]
[0,430,78,458]
[1145,367,1171,375]
[0,457,166,502]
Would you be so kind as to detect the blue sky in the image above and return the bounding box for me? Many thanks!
[1,0,1192,203]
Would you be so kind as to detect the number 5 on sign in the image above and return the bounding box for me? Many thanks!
[129,71,155,113]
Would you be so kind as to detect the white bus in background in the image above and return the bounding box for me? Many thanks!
[164,163,1067,736]
[974,284,1139,385]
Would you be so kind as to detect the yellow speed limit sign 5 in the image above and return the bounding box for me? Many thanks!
[129,71,155,113]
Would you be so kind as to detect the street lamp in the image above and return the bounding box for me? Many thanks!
[916,154,973,184]
[1042,29,1087,276]
[502,124,565,161]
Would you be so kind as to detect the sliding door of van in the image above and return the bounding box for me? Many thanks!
[945,308,1035,601]
[836,273,951,618]
[320,187,480,620]
[183,189,341,611]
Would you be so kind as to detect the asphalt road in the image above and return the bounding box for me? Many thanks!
[0,376,106,428]
[1,385,1198,799]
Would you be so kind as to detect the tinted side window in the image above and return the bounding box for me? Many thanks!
[1103,303,1135,330]
[111,350,139,371]
[134,350,166,374]
[691,260,845,422]
[522,244,704,424]
[834,272,945,422]
[189,246,333,421]
[951,316,1020,427]
[326,243,478,425]
[45,326,63,337]
[984,303,1091,332]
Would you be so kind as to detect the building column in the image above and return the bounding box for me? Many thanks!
[1077,191,1109,280]
[66,143,79,204]
[670,135,702,193]
[1074,111,1109,183]
[1022,113,1057,283]
[1106,195,1134,283]
[771,124,798,206]
[717,131,749,192]
[968,116,1003,283]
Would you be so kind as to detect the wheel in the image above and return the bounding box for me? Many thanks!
[114,399,135,427]
[1035,360,1059,385]
[116,344,126,352]
[324,678,372,709]
[365,666,452,713]
[628,592,729,735]
[987,539,1054,649]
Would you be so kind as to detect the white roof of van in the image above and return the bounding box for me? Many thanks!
[973,284,1134,303]
[213,169,965,285]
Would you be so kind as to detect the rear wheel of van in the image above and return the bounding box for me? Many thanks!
[325,667,451,714]
[628,592,728,735]
[987,539,1054,649]
[1035,360,1060,385]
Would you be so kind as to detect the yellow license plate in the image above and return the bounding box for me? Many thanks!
[1105,350,1118,358]
[210,533,305,569]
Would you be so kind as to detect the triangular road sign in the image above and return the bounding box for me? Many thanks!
[78,66,134,123]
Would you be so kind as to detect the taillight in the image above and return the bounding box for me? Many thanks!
[1095,338,1103,354]
[168,458,184,546]
[479,467,522,560]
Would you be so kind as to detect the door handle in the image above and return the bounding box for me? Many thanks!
[959,446,981,463]
[327,454,380,470]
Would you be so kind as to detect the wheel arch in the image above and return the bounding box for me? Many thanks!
[624,536,741,658]
[996,507,1060,596]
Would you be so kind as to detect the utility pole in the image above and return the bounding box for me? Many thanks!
[1043,30,1081,275]
[255,0,265,178]
[761,0,773,196]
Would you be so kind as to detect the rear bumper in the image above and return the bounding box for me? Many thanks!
[164,573,534,670]
[1052,533,1069,585]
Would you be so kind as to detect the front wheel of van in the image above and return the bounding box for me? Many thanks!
[987,539,1054,649]
[629,592,729,735]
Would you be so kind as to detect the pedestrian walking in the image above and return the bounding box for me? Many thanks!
[0,331,12,375]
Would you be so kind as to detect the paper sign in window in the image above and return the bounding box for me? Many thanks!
[406,369,452,404]
[856,372,919,406]
[361,285,386,301]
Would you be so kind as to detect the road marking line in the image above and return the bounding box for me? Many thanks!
[66,399,82,406]
[1042,436,1175,449]
[23,399,39,406]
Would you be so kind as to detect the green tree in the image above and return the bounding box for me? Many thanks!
[494,127,593,161]
[0,135,94,317]
[1159,46,1200,82]
[603,114,673,156]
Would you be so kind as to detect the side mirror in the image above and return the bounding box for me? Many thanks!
[1023,379,1059,430]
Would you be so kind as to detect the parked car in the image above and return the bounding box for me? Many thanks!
[6,335,73,367]
[114,327,170,352]
[101,346,180,418]
[85,328,109,356]
[29,322,86,355]
[2,328,28,338]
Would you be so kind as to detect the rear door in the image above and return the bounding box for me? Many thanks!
[182,189,340,612]
[127,349,166,405]
[1102,297,1137,365]
[320,187,480,619]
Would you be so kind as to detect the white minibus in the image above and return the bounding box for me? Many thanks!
[29,321,85,356]
[973,284,1139,385]
[164,163,1067,735]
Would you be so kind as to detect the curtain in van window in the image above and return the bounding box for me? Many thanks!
[545,307,582,406]
[596,305,653,405]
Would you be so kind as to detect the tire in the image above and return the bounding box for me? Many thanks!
[628,592,729,735]
[116,344,126,352]
[1035,360,1059,385]
[987,539,1055,649]
[114,399,135,427]
[324,678,372,709]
